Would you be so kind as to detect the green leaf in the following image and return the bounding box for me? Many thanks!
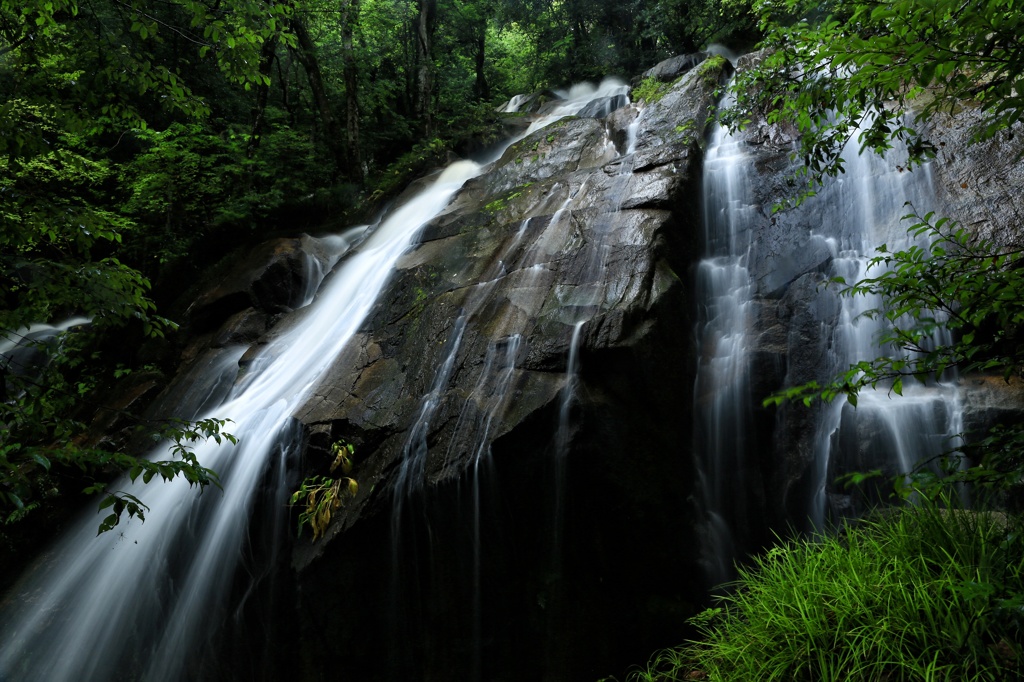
[97,512,119,534]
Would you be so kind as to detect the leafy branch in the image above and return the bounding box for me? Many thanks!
[85,417,233,534]
[290,440,358,541]
[725,0,1024,207]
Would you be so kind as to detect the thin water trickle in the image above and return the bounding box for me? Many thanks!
[382,80,635,681]
[468,333,523,681]
[553,320,584,546]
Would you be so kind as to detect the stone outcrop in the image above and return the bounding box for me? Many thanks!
[287,60,725,681]
[924,107,1024,246]
[184,235,343,334]
[639,52,708,83]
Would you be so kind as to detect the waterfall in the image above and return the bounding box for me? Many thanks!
[694,102,967,584]
[0,161,483,682]
[803,129,964,526]
[382,79,631,681]
[0,317,92,390]
[693,101,759,585]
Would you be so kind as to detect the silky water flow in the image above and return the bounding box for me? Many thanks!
[693,111,966,589]
[0,160,484,682]
[384,78,632,682]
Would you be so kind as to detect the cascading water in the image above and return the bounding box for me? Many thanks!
[383,78,633,681]
[804,129,964,526]
[695,101,966,583]
[693,100,759,585]
[0,160,483,682]
[0,317,92,388]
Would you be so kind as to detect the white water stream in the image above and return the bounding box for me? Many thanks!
[0,78,635,682]
[385,79,630,681]
[693,106,758,585]
[0,161,482,682]
[695,108,965,583]
[804,133,964,527]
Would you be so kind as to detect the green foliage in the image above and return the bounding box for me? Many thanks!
[88,416,233,533]
[633,502,1024,681]
[631,77,676,105]
[290,440,358,541]
[119,117,336,271]
[0,0,291,532]
[725,0,1024,205]
[1,0,296,160]
[0,319,233,531]
[636,0,756,60]
[485,20,538,96]
[368,137,450,202]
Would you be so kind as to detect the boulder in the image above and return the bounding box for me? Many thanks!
[184,234,344,332]
[640,52,708,83]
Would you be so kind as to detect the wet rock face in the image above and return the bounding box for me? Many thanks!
[924,109,1024,246]
[293,60,722,522]
[281,56,725,680]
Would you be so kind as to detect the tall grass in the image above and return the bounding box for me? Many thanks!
[631,504,1024,681]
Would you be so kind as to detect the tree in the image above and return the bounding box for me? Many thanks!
[414,0,438,131]
[289,14,351,174]
[340,0,363,176]
[734,0,1024,502]
[0,0,294,530]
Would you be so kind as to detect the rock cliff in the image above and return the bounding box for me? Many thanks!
[152,54,728,680]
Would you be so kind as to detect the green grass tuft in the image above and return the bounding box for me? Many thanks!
[631,503,1024,681]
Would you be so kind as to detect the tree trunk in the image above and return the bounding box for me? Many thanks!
[247,35,279,159]
[414,0,437,134]
[289,17,350,179]
[340,0,363,181]
[472,15,489,102]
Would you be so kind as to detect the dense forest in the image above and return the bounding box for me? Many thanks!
[3,0,1024,679]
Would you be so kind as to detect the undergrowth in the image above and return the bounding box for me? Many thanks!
[631,502,1024,681]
